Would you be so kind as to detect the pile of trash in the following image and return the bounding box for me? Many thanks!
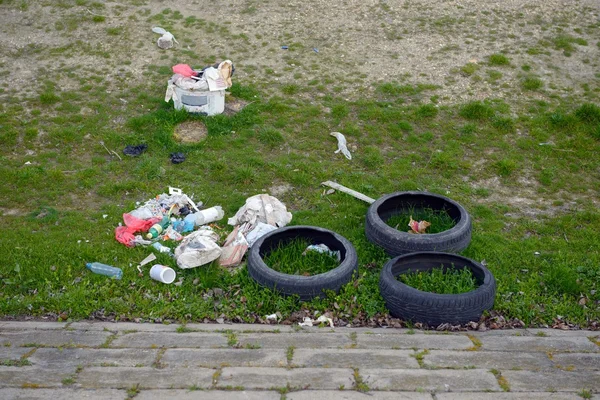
[164,61,234,116]
[113,189,292,277]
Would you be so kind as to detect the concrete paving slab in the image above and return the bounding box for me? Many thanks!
[355,333,473,350]
[29,348,157,368]
[503,370,600,391]
[69,322,178,333]
[185,323,294,333]
[424,350,554,370]
[292,349,419,368]
[0,322,68,331]
[237,332,353,349]
[110,332,227,348]
[77,366,215,389]
[0,330,111,348]
[478,336,599,353]
[526,329,600,338]
[0,366,74,388]
[550,352,600,370]
[161,348,287,368]
[137,389,281,400]
[0,347,31,360]
[287,391,433,399]
[437,393,582,399]
[0,388,125,399]
[361,368,501,392]
[219,367,354,390]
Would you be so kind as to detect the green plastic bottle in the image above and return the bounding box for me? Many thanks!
[146,216,170,239]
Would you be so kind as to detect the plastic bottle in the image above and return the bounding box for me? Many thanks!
[194,206,224,226]
[152,242,172,254]
[85,262,123,280]
[147,216,170,239]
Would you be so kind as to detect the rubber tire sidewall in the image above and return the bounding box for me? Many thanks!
[379,251,496,326]
[247,226,359,301]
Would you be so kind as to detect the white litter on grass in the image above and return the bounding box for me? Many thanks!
[152,27,179,49]
[298,315,334,328]
[330,132,352,160]
[265,313,278,321]
[228,194,292,228]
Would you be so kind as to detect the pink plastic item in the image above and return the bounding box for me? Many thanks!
[115,214,161,247]
[172,64,196,78]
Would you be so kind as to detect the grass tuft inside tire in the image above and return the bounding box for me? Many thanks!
[379,252,496,326]
[247,226,358,301]
[365,191,472,256]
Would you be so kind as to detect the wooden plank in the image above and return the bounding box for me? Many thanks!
[321,181,376,204]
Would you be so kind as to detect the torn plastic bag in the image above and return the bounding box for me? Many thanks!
[115,214,161,247]
[175,229,222,269]
[219,225,249,267]
[172,64,196,78]
[303,244,341,261]
[330,132,352,160]
[152,27,179,49]
[245,222,277,247]
[228,194,292,228]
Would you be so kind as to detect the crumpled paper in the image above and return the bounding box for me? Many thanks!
[330,132,352,160]
[228,194,292,228]
[298,315,334,328]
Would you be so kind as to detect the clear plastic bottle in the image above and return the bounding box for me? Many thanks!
[85,262,123,279]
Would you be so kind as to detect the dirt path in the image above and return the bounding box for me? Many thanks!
[0,0,599,105]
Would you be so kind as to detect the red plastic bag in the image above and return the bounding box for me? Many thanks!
[115,214,161,247]
[172,64,196,78]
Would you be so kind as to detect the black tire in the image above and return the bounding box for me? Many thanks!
[379,252,496,326]
[365,191,472,256]
[247,226,358,301]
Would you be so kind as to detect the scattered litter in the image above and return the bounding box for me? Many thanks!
[298,315,334,328]
[165,60,234,116]
[140,254,157,266]
[100,140,122,160]
[123,144,147,157]
[152,26,179,49]
[228,194,292,228]
[265,313,278,321]
[303,244,341,262]
[313,48,319,53]
[170,152,186,164]
[281,45,288,50]
[175,228,222,269]
[193,205,225,226]
[219,225,249,267]
[408,216,431,234]
[102,214,108,219]
[330,132,352,160]
[150,264,176,284]
[151,242,172,254]
[85,262,122,279]
[245,222,277,247]
[24,161,32,165]
[116,213,161,247]
[146,216,171,239]
[534,251,541,256]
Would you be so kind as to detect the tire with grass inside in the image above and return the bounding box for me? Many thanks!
[379,252,496,326]
[247,226,358,301]
[365,191,472,256]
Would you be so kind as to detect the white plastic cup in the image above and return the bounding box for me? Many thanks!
[195,206,224,226]
[149,264,176,284]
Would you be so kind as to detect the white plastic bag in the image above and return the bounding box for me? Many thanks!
[152,27,179,49]
[245,222,277,247]
[330,132,352,160]
[175,229,221,269]
[228,194,292,228]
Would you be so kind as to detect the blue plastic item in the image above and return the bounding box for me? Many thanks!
[86,262,123,279]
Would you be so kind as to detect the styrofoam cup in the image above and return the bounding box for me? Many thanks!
[149,264,176,284]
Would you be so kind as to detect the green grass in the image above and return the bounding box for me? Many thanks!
[262,238,340,276]
[399,266,478,294]
[386,207,456,234]
[488,54,510,66]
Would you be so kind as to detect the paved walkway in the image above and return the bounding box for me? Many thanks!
[0,321,598,399]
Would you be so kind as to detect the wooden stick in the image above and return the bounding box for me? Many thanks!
[321,181,375,204]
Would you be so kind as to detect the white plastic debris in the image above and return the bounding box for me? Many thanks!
[298,315,334,328]
[245,222,277,247]
[175,228,222,269]
[303,244,341,262]
[265,313,278,321]
[152,27,179,49]
[228,194,292,228]
[330,132,352,160]
[219,226,249,267]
